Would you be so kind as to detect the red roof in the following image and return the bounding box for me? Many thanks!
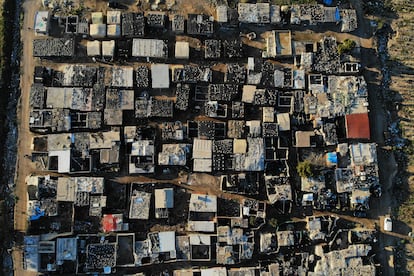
[102,214,119,232]
[345,113,370,139]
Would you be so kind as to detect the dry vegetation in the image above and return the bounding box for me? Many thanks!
[384,0,414,273]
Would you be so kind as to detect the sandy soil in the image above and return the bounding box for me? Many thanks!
[12,0,39,274]
[115,172,254,203]
[172,0,215,17]
[387,0,414,272]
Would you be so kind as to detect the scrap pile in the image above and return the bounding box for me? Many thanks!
[136,66,149,87]
[175,83,190,111]
[33,38,75,57]
[122,13,145,37]
[313,37,341,74]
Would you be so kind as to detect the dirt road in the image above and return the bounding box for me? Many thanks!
[349,0,406,275]
[115,173,257,203]
[12,0,39,274]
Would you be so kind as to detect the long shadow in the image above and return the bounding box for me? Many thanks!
[368,9,414,274]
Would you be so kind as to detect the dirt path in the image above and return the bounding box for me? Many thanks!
[293,30,373,49]
[12,0,39,274]
[348,0,403,275]
[115,173,257,203]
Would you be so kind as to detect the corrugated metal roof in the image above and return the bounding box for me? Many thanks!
[151,64,170,88]
[175,41,189,59]
[90,23,106,38]
[155,188,174,209]
[158,231,176,252]
[87,40,101,56]
[346,113,370,139]
[193,138,212,159]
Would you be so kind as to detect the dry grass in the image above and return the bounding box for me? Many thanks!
[386,0,414,273]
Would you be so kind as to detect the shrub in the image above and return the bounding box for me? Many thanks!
[297,161,314,178]
[337,39,356,54]
[268,218,278,228]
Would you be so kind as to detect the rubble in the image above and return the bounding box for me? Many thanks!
[313,36,341,74]
[223,39,243,58]
[175,83,190,111]
[122,13,145,37]
[135,65,149,88]
[187,14,214,36]
[33,38,75,57]
[204,39,221,59]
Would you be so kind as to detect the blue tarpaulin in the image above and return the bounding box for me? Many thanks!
[29,206,45,221]
[335,8,341,21]
[327,152,338,164]
[323,0,333,5]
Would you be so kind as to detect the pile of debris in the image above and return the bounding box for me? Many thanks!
[208,84,238,101]
[33,38,75,57]
[175,83,190,111]
[136,66,149,87]
[313,37,341,74]
[122,13,145,37]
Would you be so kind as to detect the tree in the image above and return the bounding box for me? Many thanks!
[337,39,356,54]
[297,161,314,178]
[268,218,278,228]
[249,216,256,227]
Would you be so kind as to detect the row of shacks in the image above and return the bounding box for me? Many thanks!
[25,2,377,275]
[24,173,375,274]
[35,3,356,37]
[33,1,357,59]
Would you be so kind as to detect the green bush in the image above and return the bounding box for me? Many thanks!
[337,39,356,54]
[297,161,314,178]
[268,218,278,228]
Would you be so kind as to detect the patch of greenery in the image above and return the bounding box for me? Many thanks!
[268,218,278,228]
[297,161,314,178]
[337,39,356,54]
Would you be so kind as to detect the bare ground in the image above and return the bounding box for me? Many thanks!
[12,0,38,274]
[387,0,414,272]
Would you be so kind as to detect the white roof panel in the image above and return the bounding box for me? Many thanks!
[187,221,215,232]
[151,64,170,88]
[189,194,217,212]
[90,24,106,38]
[193,158,212,172]
[175,41,190,59]
[192,138,212,159]
[158,231,176,252]
[201,267,227,276]
[277,113,290,131]
[107,24,121,37]
[49,150,71,173]
[102,40,115,57]
[189,234,211,245]
[87,40,101,56]
[107,10,121,24]
[155,188,174,209]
